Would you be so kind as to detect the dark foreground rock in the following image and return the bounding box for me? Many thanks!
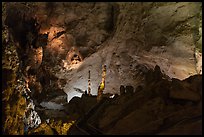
[67,66,202,135]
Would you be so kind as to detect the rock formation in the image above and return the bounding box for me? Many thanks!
[2,2,202,135]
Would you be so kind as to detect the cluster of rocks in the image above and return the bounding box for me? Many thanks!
[67,65,202,135]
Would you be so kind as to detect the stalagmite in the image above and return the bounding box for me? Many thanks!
[88,70,91,96]
[97,65,106,102]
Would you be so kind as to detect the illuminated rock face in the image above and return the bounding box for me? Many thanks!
[4,2,202,102]
[67,67,202,135]
[34,2,201,102]
[66,47,83,64]
[2,2,202,135]
[7,2,201,101]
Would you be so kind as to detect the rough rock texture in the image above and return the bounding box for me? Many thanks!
[50,2,201,101]
[4,2,201,101]
[68,66,202,135]
[2,2,202,135]
[169,78,201,102]
[2,7,25,134]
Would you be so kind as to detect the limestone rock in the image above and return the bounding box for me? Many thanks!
[169,77,201,102]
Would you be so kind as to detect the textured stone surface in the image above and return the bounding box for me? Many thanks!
[2,2,202,135]
[67,67,202,135]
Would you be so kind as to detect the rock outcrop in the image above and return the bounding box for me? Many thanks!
[67,66,202,135]
[2,2,202,135]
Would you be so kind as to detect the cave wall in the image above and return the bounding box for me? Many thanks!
[2,2,202,135]
[43,2,201,99]
[3,1,202,104]
[32,2,202,88]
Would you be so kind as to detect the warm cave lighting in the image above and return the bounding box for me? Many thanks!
[62,59,83,70]
[69,61,83,70]
[2,2,202,135]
